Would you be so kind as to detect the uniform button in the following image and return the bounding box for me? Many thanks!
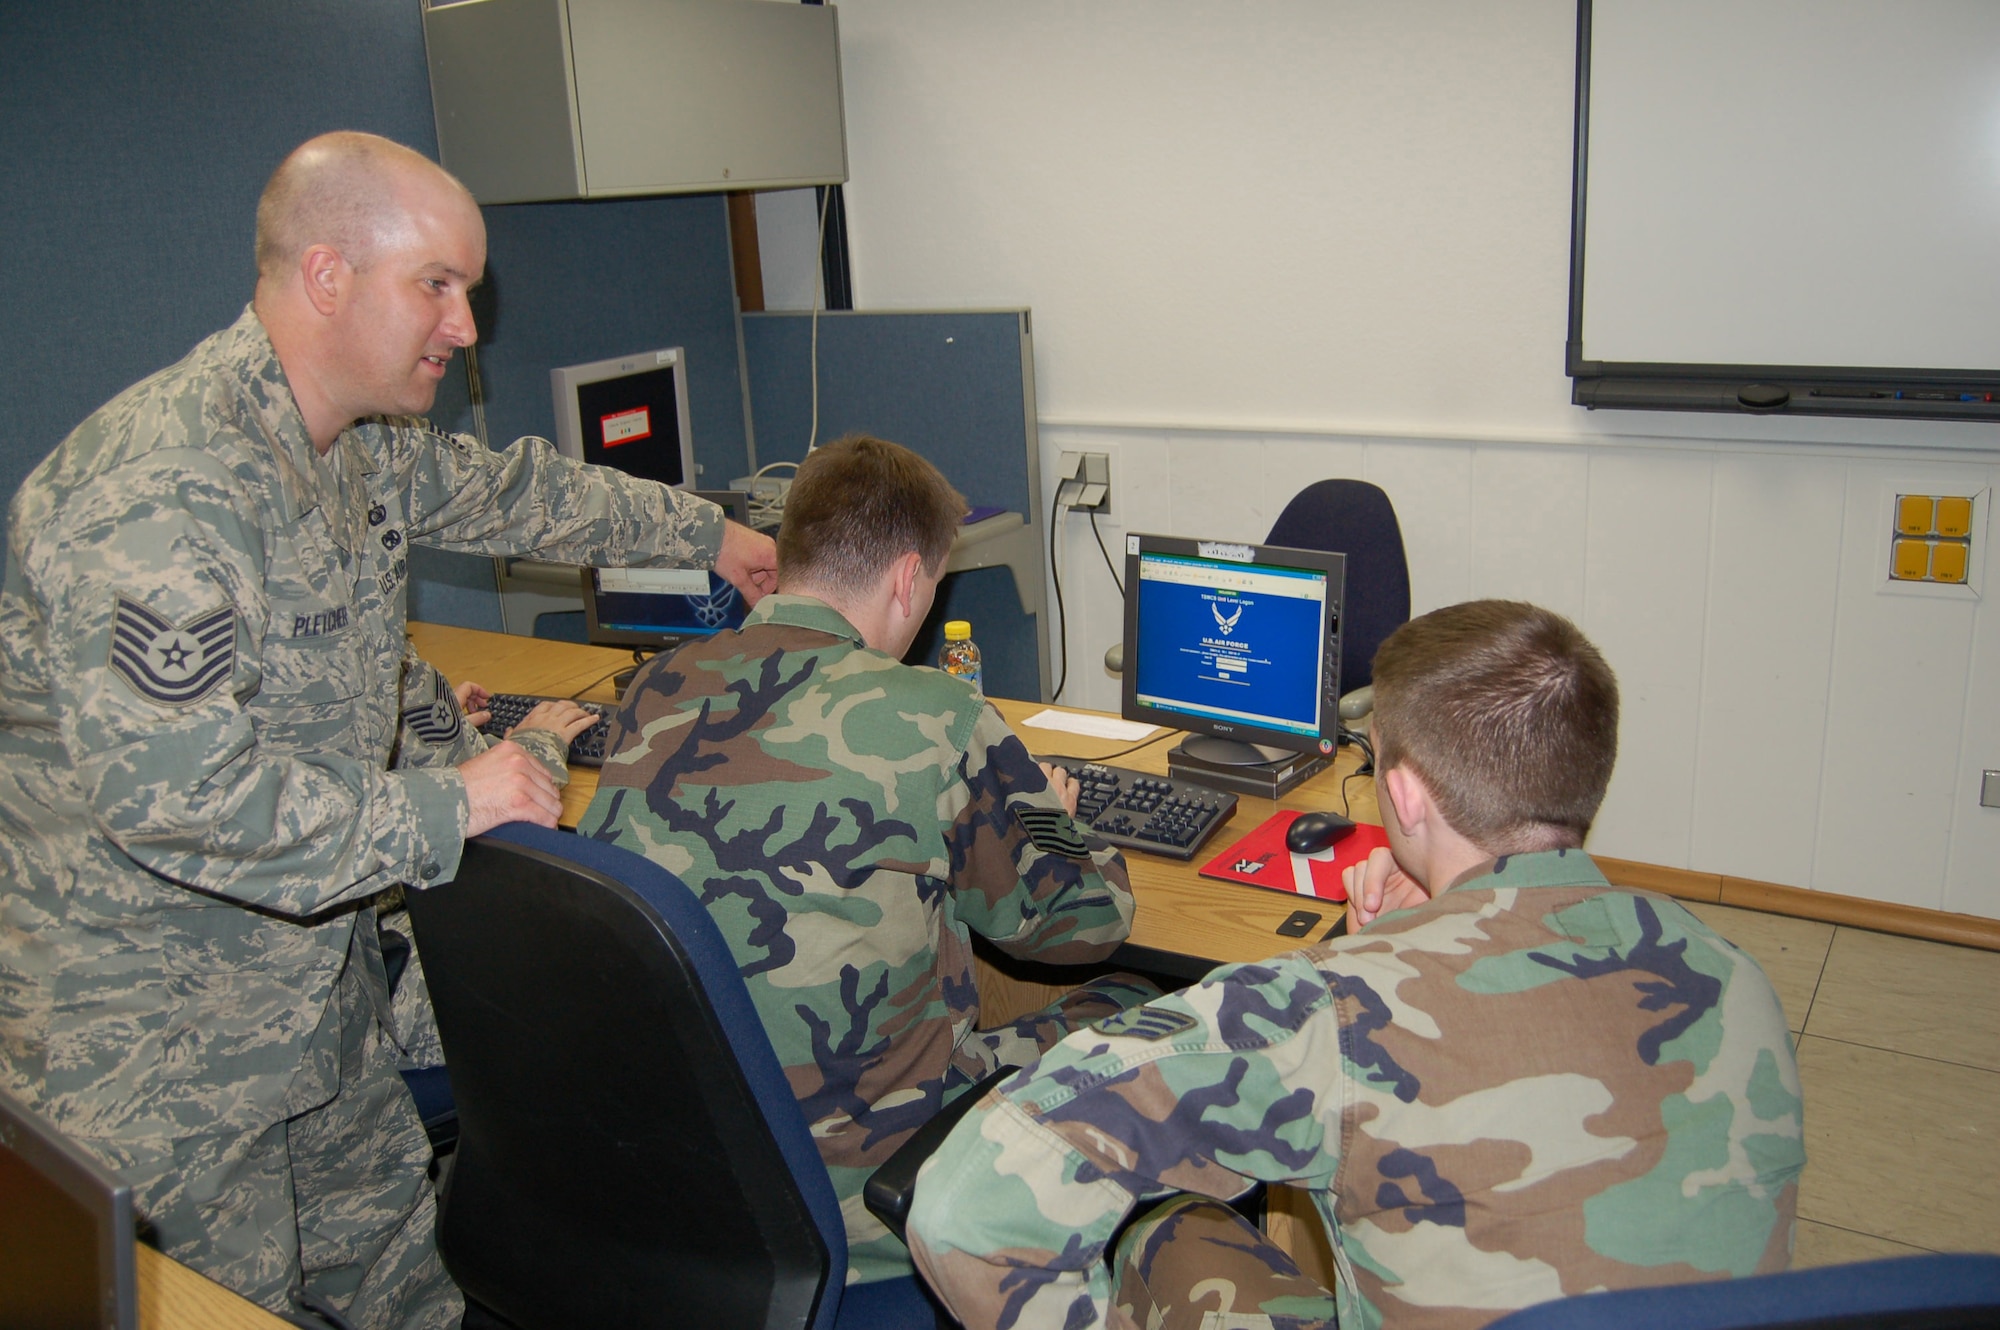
[420,863,440,880]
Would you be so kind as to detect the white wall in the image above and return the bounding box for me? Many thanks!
[815,0,2000,918]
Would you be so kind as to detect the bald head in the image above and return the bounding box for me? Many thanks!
[252,132,488,452]
[255,132,475,278]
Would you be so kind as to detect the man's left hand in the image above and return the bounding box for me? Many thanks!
[1342,846,1430,930]
[1038,761,1081,817]
[716,520,778,605]
[453,681,492,729]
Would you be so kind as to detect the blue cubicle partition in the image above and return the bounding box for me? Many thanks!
[741,310,1050,702]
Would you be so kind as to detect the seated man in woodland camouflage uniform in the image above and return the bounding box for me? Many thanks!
[908,599,1806,1330]
[579,433,1156,1284]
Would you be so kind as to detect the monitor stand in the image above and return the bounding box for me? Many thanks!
[1167,735,1328,800]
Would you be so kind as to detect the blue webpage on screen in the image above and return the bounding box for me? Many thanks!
[1132,554,1326,738]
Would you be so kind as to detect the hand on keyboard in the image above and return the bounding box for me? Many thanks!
[504,698,601,744]
[479,693,614,768]
[1037,760,1082,817]
[1039,757,1237,861]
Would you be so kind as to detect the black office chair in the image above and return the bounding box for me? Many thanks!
[1265,478,1410,698]
[403,822,943,1330]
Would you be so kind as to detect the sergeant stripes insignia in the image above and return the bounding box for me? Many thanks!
[109,597,236,708]
[402,671,462,745]
[1091,1006,1199,1040]
[1014,805,1091,857]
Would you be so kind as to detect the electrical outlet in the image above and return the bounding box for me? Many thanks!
[1056,451,1112,515]
[732,473,792,505]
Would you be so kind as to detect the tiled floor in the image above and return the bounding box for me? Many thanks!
[1681,902,2000,1265]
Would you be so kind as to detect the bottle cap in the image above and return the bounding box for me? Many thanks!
[944,620,972,641]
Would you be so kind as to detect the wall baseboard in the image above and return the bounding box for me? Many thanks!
[1594,857,2000,952]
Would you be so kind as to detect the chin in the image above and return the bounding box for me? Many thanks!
[402,384,444,417]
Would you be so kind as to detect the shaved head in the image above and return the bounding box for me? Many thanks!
[255,132,474,278]
[252,132,487,450]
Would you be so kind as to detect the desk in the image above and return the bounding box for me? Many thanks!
[138,1244,289,1329]
[408,621,1377,972]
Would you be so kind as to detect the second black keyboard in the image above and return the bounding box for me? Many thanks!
[479,693,613,768]
[1042,759,1237,861]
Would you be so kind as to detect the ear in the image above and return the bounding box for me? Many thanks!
[299,244,346,317]
[1380,764,1428,837]
[887,550,924,620]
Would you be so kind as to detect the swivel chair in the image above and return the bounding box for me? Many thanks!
[404,822,942,1330]
[1265,478,1410,702]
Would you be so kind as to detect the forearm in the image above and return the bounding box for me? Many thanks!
[951,709,1137,961]
[910,960,1344,1327]
[910,1098,1128,1330]
[86,730,467,915]
[395,426,724,568]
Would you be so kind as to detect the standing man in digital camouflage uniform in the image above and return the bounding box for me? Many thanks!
[580,434,1157,1285]
[0,131,777,1329]
[909,600,1805,1330]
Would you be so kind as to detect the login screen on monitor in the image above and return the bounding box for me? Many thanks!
[1132,550,1328,740]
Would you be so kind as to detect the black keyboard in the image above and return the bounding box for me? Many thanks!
[479,693,613,768]
[1043,758,1237,861]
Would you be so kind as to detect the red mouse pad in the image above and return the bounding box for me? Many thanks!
[1197,811,1390,901]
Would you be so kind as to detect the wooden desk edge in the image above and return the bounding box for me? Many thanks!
[138,1243,291,1329]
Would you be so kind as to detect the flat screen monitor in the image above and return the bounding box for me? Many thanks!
[0,1087,138,1330]
[1121,533,1345,765]
[550,347,696,488]
[582,490,755,652]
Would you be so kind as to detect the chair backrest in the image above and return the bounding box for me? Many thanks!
[404,822,849,1330]
[1265,479,1410,694]
[1482,1252,2000,1330]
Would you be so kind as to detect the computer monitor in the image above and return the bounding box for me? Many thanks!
[1120,533,1345,767]
[0,1087,138,1330]
[581,490,755,652]
[550,347,697,488]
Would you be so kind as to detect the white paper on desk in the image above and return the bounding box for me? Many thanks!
[1019,709,1159,742]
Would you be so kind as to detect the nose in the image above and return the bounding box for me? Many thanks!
[442,288,478,348]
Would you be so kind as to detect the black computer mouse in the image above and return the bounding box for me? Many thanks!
[1285,810,1357,855]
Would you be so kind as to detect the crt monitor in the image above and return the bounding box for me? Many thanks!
[1120,533,1346,765]
[550,347,697,488]
[0,1086,138,1330]
[581,490,755,652]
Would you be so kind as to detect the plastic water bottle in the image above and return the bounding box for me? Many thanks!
[938,620,983,694]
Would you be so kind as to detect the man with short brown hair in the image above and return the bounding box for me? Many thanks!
[909,600,1805,1330]
[582,433,1156,1285]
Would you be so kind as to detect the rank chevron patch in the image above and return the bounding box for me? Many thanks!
[109,597,236,708]
[402,669,463,746]
[1014,804,1090,858]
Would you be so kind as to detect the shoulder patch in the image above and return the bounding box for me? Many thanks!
[1092,1005,1200,1041]
[402,669,462,746]
[109,597,236,708]
[1015,804,1091,857]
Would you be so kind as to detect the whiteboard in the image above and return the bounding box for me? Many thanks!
[833,0,1583,437]
[1579,0,2000,374]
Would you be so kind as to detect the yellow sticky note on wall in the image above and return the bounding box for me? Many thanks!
[1892,538,1933,580]
[1897,494,1936,536]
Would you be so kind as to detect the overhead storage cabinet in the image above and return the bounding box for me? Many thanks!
[423,0,846,204]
